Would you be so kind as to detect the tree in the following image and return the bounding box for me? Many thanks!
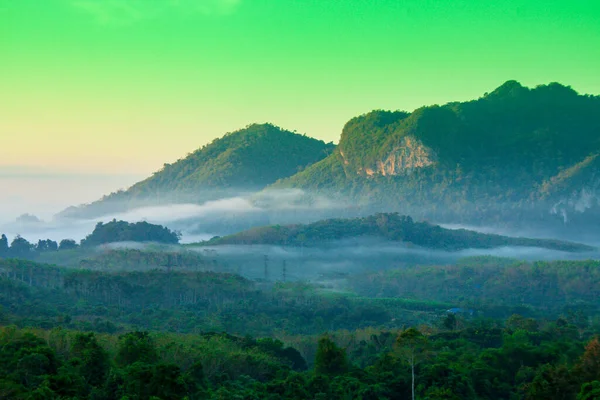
[58,239,79,251]
[9,235,33,258]
[577,337,600,383]
[443,313,457,331]
[183,361,208,400]
[314,336,349,376]
[524,364,577,400]
[578,381,600,400]
[71,332,110,387]
[81,220,180,247]
[148,363,187,399]
[36,239,58,253]
[396,328,429,400]
[506,314,539,332]
[0,234,8,257]
[116,331,159,367]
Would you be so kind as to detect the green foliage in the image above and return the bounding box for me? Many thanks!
[314,336,349,376]
[0,258,398,335]
[0,316,599,399]
[9,235,34,258]
[81,219,181,246]
[275,81,600,228]
[0,234,9,257]
[58,239,78,251]
[71,332,110,387]
[116,331,159,367]
[2,248,600,398]
[76,249,212,270]
[578,381,600,400]
[203,212,593,252]
[62,123,335,218]
[524,364,577,400]
[348,258,600,317]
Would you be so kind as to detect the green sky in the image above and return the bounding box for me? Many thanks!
[2,0,599,174]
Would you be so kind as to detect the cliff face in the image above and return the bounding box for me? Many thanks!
[541,154,600,222]
[273,81,600,229]
[370,135,437,176]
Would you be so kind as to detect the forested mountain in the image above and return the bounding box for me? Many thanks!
[58,81,600,231]
[273,81,600,228]
[59,124,334,218]
[202,213,594,252]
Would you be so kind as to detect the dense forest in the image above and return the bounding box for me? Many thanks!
[0,220,181,261]
[202,213,594,252]
[272,82,600,229]
[4,81,600,398]
[2,314,600,399]
[2,229,600,398]
[1,256,600,335]
[0,234,79,260]
[54,82,600,232]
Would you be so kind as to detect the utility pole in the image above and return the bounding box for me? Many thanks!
[165,254,173,305]
[264,255,269,281]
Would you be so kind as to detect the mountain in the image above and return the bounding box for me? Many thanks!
[273,81,600,229]
[201,213,594,253]
[61,81,600,231]
[59,124,334,218]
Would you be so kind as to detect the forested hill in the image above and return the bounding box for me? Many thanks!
[272,81,600,227]
[59,123,334,218]
[201,213,594,252]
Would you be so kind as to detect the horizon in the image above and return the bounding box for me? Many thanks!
[2,79,597,176]
[3,0,599,175]
[4,2,600,395]
[1,78,596,222]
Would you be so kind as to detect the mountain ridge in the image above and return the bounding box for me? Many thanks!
[59,81,600,230]
[272,81,600,228]
[58,123,334,218]
[199,212,595,253]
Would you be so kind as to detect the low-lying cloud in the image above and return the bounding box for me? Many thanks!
[187,239,600,282]
[0,189,348,244]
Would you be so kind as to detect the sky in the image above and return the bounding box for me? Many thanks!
[1,0,600,177]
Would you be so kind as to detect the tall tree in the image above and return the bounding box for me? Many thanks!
[396,328,429,400]
[9,235,33,258]
[577,337,600,383]
[36,239,58,253]
[71,332,110,387]
[0,234,8,257]
[116,331,159,367]
[58,239,79,251]
[314,336,349,376]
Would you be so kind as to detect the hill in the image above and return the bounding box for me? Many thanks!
[59,123,334,218]
[273,81,600,228]
[200,213,594,252]
[81,220,181,246]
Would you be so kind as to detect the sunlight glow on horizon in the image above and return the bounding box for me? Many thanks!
[2,0,599,174]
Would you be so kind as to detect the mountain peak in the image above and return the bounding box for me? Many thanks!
[485,80,527,99]
[59,124,335,218]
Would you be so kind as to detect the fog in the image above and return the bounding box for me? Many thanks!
[4,176,600,289]
[0,170,142,221]
[185,238,600,282]
[0,171,143,241]
[0,188,355,244]
[2,173,600,270]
